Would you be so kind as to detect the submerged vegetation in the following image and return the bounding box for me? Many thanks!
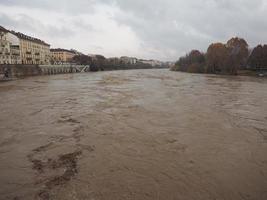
[171,37,267,75]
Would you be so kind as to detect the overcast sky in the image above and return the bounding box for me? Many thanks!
[0,0,267,61]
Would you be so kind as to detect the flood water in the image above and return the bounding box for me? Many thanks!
[0,69,267,200]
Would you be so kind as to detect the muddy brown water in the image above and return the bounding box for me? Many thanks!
[0,69,267,200]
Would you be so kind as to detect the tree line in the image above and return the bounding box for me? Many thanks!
[70,54,106,71]
[171,37,267,75]
[70,55,160,71]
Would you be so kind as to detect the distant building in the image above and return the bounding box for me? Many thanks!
[0,25,51,65]
[139,59,163,67]
[107,57,121,65]
[70,49,83,56]
[50,48,76,64]
[120,56,138,65]
[0,26,21,64]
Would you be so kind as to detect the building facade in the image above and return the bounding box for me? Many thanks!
[50,48,76,64]
[0,26,21,64]
[139,59,163,67]
[120,56,138,65]
[0,26,51,65]
[14,32,50,65]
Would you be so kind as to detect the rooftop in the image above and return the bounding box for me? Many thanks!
[11,31,50,46]
[50,48,76,53]
[0,26,9,33]
[0,25,50,46]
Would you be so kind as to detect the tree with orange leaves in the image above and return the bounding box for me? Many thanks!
[206,43,228,73]
[226,37,249,74]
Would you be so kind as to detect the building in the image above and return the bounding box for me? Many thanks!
[107,57,121,65]
[50,48,76,64]
[120,56,137,65]
[0,25,51,65]
[139,59,163,67]
[13,31,50,65]
[0,26,21,64]
[70,49,83,56]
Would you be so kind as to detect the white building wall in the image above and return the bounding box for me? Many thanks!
[0,32,21,64]
[6,32,20,45]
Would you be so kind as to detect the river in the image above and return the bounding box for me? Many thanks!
[0,69,266,200]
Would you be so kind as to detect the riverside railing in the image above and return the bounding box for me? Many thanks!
[39,64,90,75]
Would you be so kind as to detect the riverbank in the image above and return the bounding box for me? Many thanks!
[0,64,41,78]
[171,67,267,77]
[0,64,90,79]
[0,64,169,80]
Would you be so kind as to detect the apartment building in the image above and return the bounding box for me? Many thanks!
[139,59,163,67]
[50,48,76,64]
[13,32,50,65]
[0,26,51,65]
[0,26,21,64]
[120,56,137,65]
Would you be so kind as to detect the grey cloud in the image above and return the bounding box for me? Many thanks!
[106,0,267,59]
[0,0,100,15]
[1,0,267,61]
[0,13,75,39]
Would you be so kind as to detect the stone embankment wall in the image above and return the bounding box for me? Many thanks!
[0,64,41,78]
[0,64,168,79]
[0,64,88,78]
